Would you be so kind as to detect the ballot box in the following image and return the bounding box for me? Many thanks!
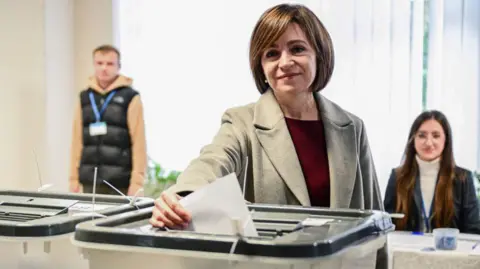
[73,204,394,269]
[0,190,154,269]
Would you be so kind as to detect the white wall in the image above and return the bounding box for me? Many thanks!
[0,0,114,191]
[45,0,75,192]
[74,0,115,92]
[0,0,47,190]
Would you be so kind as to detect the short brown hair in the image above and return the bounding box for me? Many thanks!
[92,44,121,63]
[249,4,335,94]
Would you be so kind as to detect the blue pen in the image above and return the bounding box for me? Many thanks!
[412,231,424,235]
[472,242,479,250]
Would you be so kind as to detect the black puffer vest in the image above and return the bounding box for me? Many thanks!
[78,86,139,188]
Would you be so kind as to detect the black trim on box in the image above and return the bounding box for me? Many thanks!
[74,204,394,258]
[0,190,154,237]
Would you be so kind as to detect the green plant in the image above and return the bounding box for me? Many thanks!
[144,157,181,198]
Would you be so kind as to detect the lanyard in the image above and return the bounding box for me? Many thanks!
[89,91,116,122]
[419,173,440,233]
[421,195,434,232]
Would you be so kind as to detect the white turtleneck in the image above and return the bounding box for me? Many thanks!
[416,155,440,217]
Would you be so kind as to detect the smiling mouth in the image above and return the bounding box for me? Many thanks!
[277,73,299,79]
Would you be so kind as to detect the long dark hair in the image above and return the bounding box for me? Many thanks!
[395,110,459,230]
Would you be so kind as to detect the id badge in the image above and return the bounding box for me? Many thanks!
[89,122,107,136]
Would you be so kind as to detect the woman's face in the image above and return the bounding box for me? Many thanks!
[414,119,446,162]
[261,23,317,95]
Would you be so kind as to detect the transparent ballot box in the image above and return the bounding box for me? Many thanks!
[0,190,154,269]
[73,204,394,269]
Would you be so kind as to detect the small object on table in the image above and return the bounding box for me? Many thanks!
[471,242,480,253]
[433,228,459,250]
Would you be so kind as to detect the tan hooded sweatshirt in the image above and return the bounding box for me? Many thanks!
[69,75,147,190]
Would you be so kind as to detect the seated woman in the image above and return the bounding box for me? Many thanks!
[150,3,382,229]
[384,110,480,234]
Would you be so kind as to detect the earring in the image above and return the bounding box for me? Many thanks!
[264,79,268,84]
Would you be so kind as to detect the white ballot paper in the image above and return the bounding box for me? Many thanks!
[179,173,258,237]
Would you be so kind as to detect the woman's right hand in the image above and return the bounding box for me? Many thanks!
[149,191,191,229]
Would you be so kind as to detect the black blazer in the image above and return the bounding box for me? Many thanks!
[384,166,480,234]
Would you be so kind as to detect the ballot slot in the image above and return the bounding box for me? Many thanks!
[0,211,45,223]
[0,206,63,222]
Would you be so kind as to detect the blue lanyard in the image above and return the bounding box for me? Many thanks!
[89,91,116,122]
[421,196,434,232]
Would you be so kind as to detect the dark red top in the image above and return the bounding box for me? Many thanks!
[285,117,330,207]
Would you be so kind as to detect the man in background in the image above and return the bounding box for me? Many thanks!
[69,44,147,196]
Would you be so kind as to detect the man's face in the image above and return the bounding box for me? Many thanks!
[93,51,120,85]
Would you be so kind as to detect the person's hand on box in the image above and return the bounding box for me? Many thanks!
[149,191,191,229]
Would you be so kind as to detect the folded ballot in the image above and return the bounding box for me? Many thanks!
[179,173,258,237]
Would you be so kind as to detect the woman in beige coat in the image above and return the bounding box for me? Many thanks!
[150,3,383,229]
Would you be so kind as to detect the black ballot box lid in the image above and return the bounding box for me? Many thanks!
[73,204,394,258]
[0,190,154,237]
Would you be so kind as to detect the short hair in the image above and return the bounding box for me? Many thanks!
[92,44,121,64]
[249,4,335,94]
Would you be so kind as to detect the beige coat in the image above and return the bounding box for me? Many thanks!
[168,90,383,210]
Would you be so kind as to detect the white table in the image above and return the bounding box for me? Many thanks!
[388,232,480,269]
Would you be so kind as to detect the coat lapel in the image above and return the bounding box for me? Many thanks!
[413,174,423,213]
[316,93,357,208]
[253,90,310,206]
[413,174,426,230]
[252,90,359,208]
